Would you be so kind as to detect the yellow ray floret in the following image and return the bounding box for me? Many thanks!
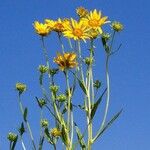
[63,18,90,41]
[82,9,109,34]
[33,21,50,36]
[54,52,78,71]
[45,18,70,33]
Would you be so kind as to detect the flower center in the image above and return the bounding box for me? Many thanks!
[73,28,83,37]
[54,23,64,32]
[88,19,99,27]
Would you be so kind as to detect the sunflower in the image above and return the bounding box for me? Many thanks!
[63,18,90,42]
[45,18,70,33]
[54,52,78,71]
[82,9,109,34]
[33,21,50,36]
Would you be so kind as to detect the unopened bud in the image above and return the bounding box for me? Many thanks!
[111,21,123,32]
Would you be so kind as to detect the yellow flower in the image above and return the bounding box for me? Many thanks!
[51,128,61,137]
[111,21,123,32]
[54,52,78,71]
[45,18,70,33]
[82,9,109,34]
[33,21,50,36]
[76,7,89,18]
[63,18,90,41]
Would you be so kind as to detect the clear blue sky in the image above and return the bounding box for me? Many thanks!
[0,0,150,149]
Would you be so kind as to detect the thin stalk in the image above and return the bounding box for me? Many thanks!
[93,55,110,142]
[90,40,95,104]
[65,70,73,149]
[9,142,12,150]
[21,138,26,150]
[41,37,51,80]
[77,41,85,83]
[18,94,36,150]
[57,33,65,53]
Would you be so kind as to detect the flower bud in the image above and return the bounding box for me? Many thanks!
[93,80,101,89]
[16,83,26,93]
[41,119,49,128]
[38,99,46,108]
[56,94,67,102]
[7,132,17,142]
[102,32,110,41]
[50,68,59,76]
[51,128,61,137]
[76,7,88,18]
[85,57,93,65]
[111,21,123,32]
[49,85,59,93]
[38,65,48,74]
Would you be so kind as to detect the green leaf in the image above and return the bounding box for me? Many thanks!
[44,128,53,144]
[39,73,43,85]
[61,125,69,146]
[23,107,28,122]
[101,38,110,54]
[11,135,18,150]
[70,71,87,95]
[74,123,86,149]
[18,122,25,136]
[90,88,107,121]
[38,136,45,150]
[93,109,123,142]
[78,79,87,95]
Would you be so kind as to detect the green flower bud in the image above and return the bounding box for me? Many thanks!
[50,68,59,76]
[102,32,110,41]
[56,94,67,102]
[93,80,101,89]
[38,99,46,108]
[7,132,18,142]
[85,57,93,65]
[40,119,49,128]
[16,82,26,93]
[38,65,48,74]
[111,21,123,32]
[50,85,59,93]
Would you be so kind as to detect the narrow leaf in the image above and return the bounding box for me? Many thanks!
[78,79,87,95]
[91,88,107,121]
[61,125,68,146]
[23,107,28,122]
[94,109,123,142]
[38,136,45,150]
[74,123,86,149]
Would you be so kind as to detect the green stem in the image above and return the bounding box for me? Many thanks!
[77,41,85,83]
[18,94,36,150]
[68,38,73,50]
[21,137,26,150]
[41,37,51,80]
[65,70,72,149]
[58,33,65,53]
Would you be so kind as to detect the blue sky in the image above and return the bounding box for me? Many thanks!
[0,0,150,149]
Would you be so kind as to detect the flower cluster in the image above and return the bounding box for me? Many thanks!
[33,8,110,40]
[8,6,124,150]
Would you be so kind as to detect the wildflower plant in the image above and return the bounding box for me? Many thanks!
[8,7,123,150]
